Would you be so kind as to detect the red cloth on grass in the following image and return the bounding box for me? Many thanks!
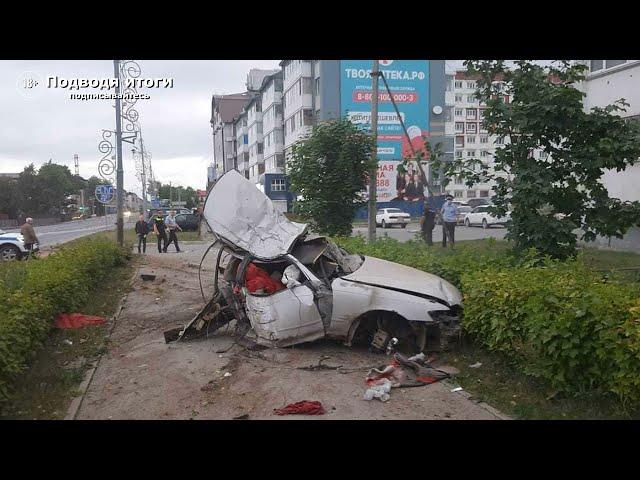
[245,263,285,294]
[274,400,326,416]
[55,313,106,329]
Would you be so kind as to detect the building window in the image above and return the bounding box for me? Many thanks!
[466,81,475,89]
[290,117,296,132]
[466,108,477,120]
[455,81,463,89]
[495,137,505,145]
[455,175,463,185]
[480,150,489,157]
[467,95,476,103]
[455,95,463,102]
[467,190,477,198]
[455,108,463,117]
[466,123,477,134]
[298,79,302,95]
[255,101,262,112]
[257,143,263,154]
[303,109,313,126]
[272,178,286,191]
[480,136,488,144]
[258,163,265,175]
[479,190,489,198]
[454,190,463,198]
[276,154,285,167]
[455,150,463,158]
[455,122,464,133]
[455,136,464,147]
[467,136,476,144]
[466,150,476,157]
[606,60,627,69]
[539,151,548,159]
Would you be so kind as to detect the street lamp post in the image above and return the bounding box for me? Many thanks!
[113,60,124,246]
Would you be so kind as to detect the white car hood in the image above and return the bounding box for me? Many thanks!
[203,170,307,260]
[343,256,462,306]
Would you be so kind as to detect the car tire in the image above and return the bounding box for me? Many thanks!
[401,224,406,229]
[381,220,386,229]
[482,218,488,229]
[465,218,471,227]
[0,245,21,262]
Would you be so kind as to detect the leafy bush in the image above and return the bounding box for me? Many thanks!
[336,235,640,407]
[0,237,127,403]
[461,258,640,406]
[333,235,511,288]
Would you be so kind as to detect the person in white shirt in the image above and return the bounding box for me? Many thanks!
[164,210,182,253]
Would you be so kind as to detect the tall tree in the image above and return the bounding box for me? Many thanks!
[287,118,376,236]
[432,60,640,259]
[36,161,77,215]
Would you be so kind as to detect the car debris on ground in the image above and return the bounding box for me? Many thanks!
[364,352,451,401]
[273,400,326,416]
[165,170,464,360]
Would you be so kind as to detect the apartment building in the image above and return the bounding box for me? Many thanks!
[260,72,285,175]
[234,110,249,179]
[281,60,315,160]
[245,95,264,183]
[577,60,640,250]
[210,93,253,177]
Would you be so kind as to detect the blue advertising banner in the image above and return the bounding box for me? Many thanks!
[340,60,431,202]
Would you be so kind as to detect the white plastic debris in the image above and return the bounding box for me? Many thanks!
[63,339,73,346]
[223,372,232,378]
[408,352,426,362]
[364,379,392,402]
[450,387,463,393]
[469,362,482,368]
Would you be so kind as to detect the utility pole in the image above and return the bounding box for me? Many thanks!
[368,60,380,244]
[113,60,124,246]
[169,181,172,204]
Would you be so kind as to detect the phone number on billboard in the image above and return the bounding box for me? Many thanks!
[353,91,418,103]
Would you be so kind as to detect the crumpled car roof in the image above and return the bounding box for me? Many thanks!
[203,170,307,260]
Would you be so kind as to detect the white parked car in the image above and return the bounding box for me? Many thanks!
[375,208,410,229]
[464,205,511,229]
[164,170,463,354]
[0,229,39,261]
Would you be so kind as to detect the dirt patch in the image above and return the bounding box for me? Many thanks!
[76,243,505,420]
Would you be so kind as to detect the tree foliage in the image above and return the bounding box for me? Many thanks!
[286,118,376,236]
[432,60,640,258]
[157,183,197,209]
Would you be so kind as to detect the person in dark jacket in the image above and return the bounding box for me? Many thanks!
[152,210,168,253]
[135,214,149,254]
[420,202,436,246]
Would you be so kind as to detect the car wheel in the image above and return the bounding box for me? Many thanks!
[465,218,470,227]
[401,224,406,229]
[0,245,21,262]
[482,218,488,229]
[381,220,386,229]
[379,317,427,355]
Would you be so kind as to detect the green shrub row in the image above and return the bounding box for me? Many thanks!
[333,235,512,288]
[461,260,640,406]
[0,237,127,403]
[336,235,640,406]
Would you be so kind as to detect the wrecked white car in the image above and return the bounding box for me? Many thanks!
[165,170,462,354]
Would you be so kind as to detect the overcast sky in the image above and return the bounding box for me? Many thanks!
[0,60,280,196]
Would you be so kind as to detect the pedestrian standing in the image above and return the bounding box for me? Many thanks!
[420,202,436,246]
[152,210,168,253]
[135,214,149,254]
[164,210,182,253]
[20,217,39,257]
[440,195,459,249]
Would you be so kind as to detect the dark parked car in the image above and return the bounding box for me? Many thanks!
[467,198,492,208]
[146,213,200,232]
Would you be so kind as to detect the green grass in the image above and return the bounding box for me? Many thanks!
[442,341,639,420]
[0,258,135,420]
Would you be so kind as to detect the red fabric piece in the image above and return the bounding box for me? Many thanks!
[245,263,285,294]
[55,313,106,329]
[416,376,438,384]
[274,400,326,416]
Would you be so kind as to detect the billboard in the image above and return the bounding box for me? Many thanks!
[340,60,430,202]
